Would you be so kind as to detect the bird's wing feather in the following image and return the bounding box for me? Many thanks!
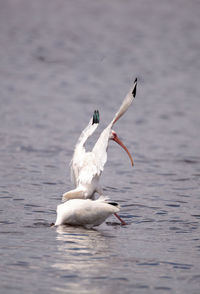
[92,124,112,172]
[70,111,100,185]
[92,78,137,172]
[75,116,99,148]
[111,78,137,126]
[77,153,100,184]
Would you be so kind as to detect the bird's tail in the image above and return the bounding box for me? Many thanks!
[96,195,110,202]
[96,195,120,208]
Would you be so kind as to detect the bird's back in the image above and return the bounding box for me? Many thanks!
[55,198,119,228]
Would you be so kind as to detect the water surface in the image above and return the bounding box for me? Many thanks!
[0,0,200,293]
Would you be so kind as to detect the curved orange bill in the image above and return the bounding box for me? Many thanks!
[113,135,134,166]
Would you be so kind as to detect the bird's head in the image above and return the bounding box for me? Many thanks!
[110,130,134,166]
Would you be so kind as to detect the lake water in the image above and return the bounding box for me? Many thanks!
[0,0,200,293]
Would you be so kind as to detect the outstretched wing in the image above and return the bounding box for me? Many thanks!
[70,110,100,185]
[75,110,100,148]
[111,78,137,126]
[92,78,137,171]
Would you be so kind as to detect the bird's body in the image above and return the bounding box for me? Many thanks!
[55,197,120,228]
[62,78,137,202]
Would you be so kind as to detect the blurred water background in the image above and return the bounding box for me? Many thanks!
[0,0,200,293]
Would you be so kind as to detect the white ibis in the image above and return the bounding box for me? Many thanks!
[55,196,120,228]
[62,78,137,202]
[60,78,137,226]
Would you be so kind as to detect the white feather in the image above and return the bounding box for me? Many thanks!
[55,198,120,228]
[111,78,137,126]
[70,116,99,186]
[63,79,137,201]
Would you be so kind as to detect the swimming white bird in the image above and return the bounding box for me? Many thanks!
[55,196,120,228]
[62,78,137,202]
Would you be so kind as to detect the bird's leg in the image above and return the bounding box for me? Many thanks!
[95,186,104,196]
[95,187,110,201]
[114,213,127,225]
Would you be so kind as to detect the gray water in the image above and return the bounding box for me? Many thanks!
[0,0,200,293]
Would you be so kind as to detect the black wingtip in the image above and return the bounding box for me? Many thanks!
[92,110,100,124]
[92,110,96,125]
[132,78,137,97]
[108,202,119,207]
[96,110,100,123]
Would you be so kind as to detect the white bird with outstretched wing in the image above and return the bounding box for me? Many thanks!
[62,78,137,204]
